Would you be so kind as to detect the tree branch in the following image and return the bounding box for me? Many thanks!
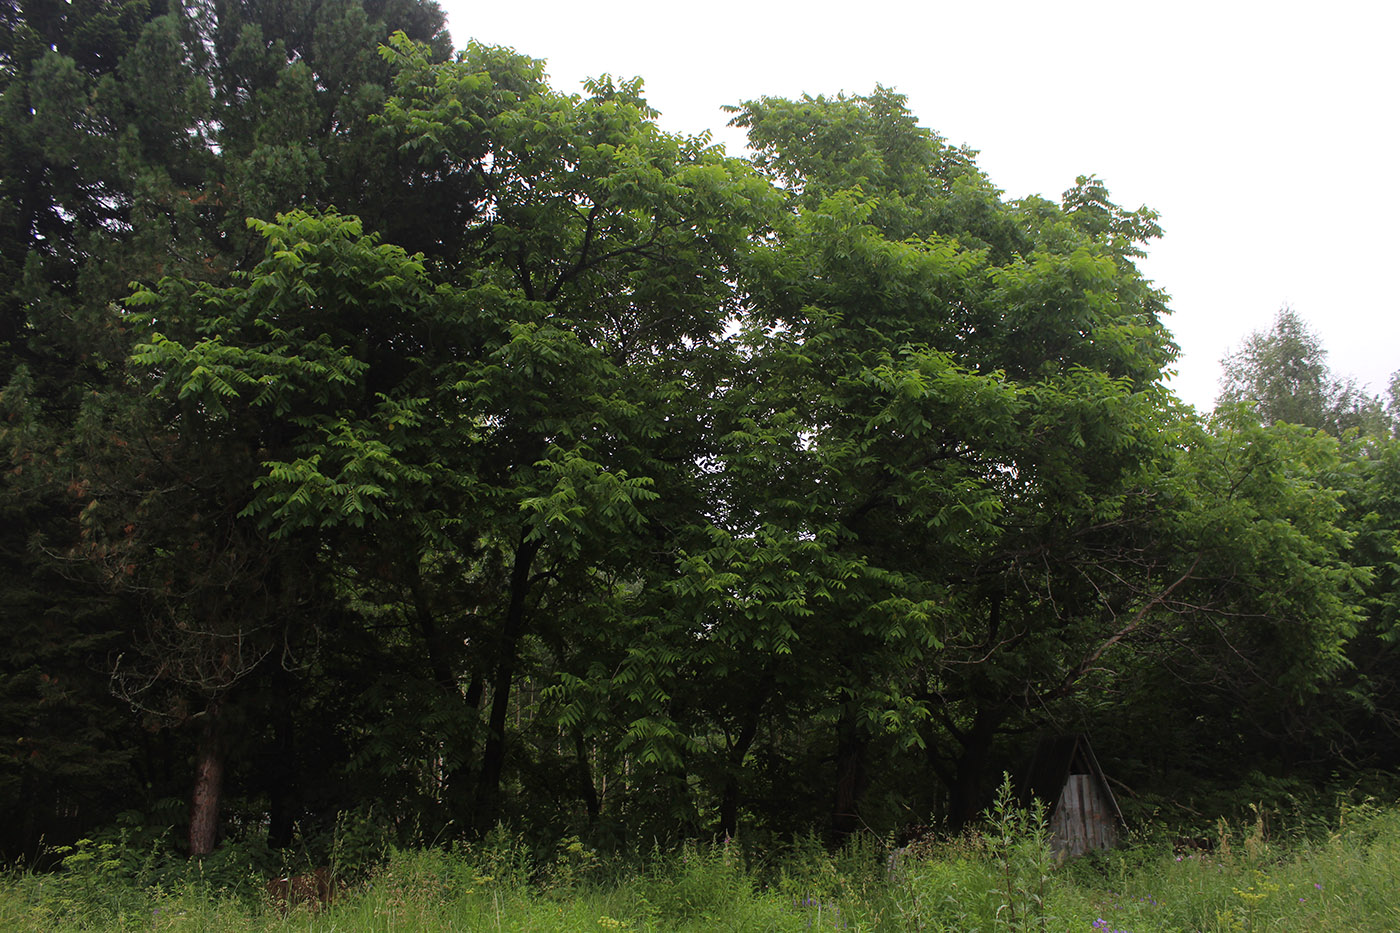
[1055,553,1203,697]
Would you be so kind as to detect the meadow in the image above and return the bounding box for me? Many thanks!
[4,792,1397,932]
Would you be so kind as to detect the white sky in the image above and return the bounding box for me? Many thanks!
[438,0,1399,412]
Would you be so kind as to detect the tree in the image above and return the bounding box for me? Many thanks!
[0,0,219,856]
[1077,411,1368,804]
[0,365,147,858]
[6,14,1389,853]
[720,88,1183,834]
[1331,432,1400,771]
[128,34,777,844]
[0,0,455,856]
[1218,306,1389,435]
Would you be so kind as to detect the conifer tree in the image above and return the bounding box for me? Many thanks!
[0,0,452,856]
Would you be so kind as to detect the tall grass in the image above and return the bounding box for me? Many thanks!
[4,799,1399,932]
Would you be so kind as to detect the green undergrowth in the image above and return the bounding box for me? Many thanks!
[5,796,1399,932]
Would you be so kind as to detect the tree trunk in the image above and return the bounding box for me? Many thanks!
[718,688,766,839]
[716,714,761,840]
[472,536,541,833]
[574,732,600,822]
[189,702,226,857]
[407,564,482,824]
[830,708,869,840]
[409,565,457,693]
[443,670,486,826]
[267,668,297,848]
[946,705,1002,832]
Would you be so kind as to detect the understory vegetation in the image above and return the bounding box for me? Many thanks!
[4,791,1399,932]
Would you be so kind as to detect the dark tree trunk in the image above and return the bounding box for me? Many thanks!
[407,563,481,824]
[717,729,758,840]
[472,536,541,833]
[409,566,457,693]
[574,732,600,822]
[442,670,486,825]
[946,705,1003,832]
[464,671,483,709]
[830,708,869,840]
[189,702,226,857]
[267,668,297,848]
[718,685,767,840]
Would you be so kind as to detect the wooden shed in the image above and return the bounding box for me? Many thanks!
[1018,734,1123,858]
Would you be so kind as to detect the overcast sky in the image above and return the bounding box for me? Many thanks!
[437,0,1398,411]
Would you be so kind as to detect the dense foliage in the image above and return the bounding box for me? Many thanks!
[2,0,1397,862]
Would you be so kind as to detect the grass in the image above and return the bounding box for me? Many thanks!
[4,800,1399,932]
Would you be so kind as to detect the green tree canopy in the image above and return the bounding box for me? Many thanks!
[1218,306,1390,436]
[2,12,1392,858]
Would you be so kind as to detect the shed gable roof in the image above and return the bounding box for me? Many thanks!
[1018,733,1124,826]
